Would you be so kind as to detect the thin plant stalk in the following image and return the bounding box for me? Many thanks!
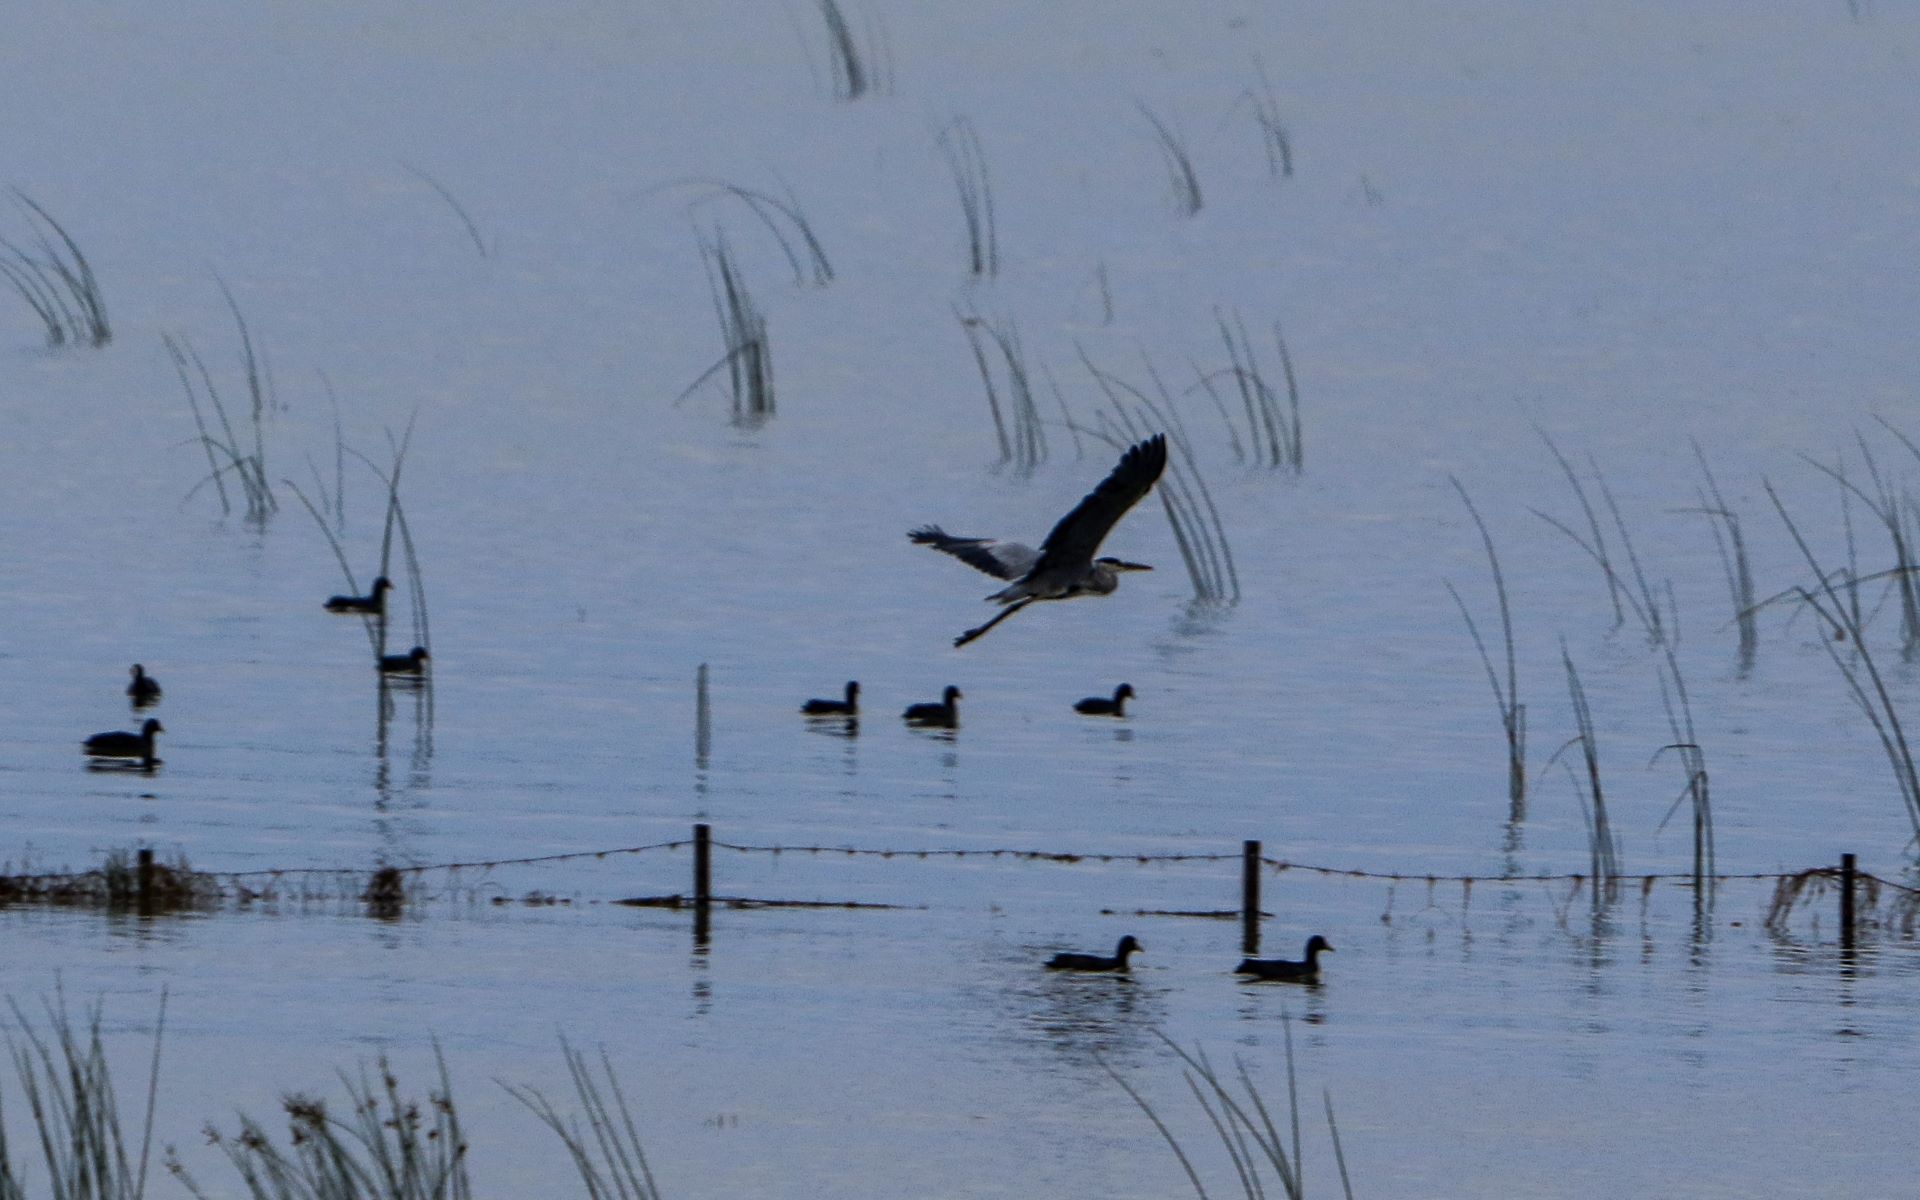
[1447,479,1525,814]
[1137,101,1203,216]
[402,164,489,258]
[936,117,998,279]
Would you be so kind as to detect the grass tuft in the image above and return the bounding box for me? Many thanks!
[1445,480,1526,816]
[168,282,278,523]
[171,1048,470,1200]
[1101,1026,1353,1200]
[956,309,1044,474]
[677,231,774,426]
[936,117,998,278]
[0,190,109,348]
[501,1041,664,1200]
[1137,102,1203,216]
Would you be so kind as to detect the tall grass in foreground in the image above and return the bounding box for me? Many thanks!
[936,117,998,279]
[1102,1028,1353,1200]
[677,232,773,426]
[168,283,278,522]
[0,190,109,348]
[1445,479,1526,816]
[171,1049,471,1200]
[957,310,1045,474]
[501,1042,663,1200]
[1137,102,1204,216]
[0,992,165,1200]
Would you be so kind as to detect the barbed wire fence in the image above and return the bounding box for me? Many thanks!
[2,827,1915,947]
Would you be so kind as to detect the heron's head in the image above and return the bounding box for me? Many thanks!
[1096,556,1153,573]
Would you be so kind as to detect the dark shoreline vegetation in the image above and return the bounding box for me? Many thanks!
[0,998,1351,1200]
[1,843,1912,945]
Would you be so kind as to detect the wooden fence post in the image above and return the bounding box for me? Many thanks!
[694,823,712,908]
[1242,840,1261,955]
[1840,852,1856,954]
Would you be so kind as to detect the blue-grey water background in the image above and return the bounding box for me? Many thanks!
[3,2,1919,1195]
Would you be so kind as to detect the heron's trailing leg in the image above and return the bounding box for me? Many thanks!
[955,599,1032,647]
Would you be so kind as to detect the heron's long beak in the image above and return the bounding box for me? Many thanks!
[1113,560,1153,572]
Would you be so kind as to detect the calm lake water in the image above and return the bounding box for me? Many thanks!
[4,2,1920,1196]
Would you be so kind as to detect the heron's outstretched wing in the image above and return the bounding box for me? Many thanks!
[1032,433,1168,573]
[909,526,1040,581]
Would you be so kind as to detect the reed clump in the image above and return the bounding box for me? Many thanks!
[1102,1027,1354,1200]
[0,190,110,348]
[1445,479,1525,816]
[1075,350,1240,604]
[171,1050,471,1200]
[664,179,832,288]
[677,232,774,426]
[170,282,278,522]
[1,992,165,1200]
[937,117,997,279]
[957,309,1045,474]
[1137,101,1204,216]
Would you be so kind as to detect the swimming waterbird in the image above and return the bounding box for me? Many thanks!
[1046,935,1142,972]
[1074,683,1135,716]
[911,433,1168,647]
[802,681,860,716]
[84,717,164,766]
[1235,935,1335,983]
[127,664,162,706]
[378,646,430,674]
[324,576,392,614]
[902,685,961,727]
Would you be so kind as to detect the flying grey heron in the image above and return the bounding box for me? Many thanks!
[903,685,962,726]
[802,681,860,716]
[1074,683,1135,716]
[84,717,164,767]
[1235,935,1335,983]
[1045,934,1142,972]
[127,663,162,706]
[910,433,1168,647]
[325,576,392,614]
